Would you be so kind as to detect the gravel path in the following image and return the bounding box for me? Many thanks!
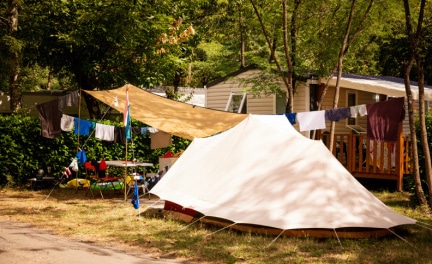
[0,220,191,264]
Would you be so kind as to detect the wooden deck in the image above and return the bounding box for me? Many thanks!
[321,133,412,191]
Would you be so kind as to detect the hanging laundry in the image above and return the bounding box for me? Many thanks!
[148,127,159,133]
[140,127,148,134]
[58,91,79,111]
[36,99,62,138]
[76,149,87,164]
[285,113,297,125]
[73,117,93,136]
[358,104,367,116]
[297,110,326,132]
[95,123,115,141]
[69,158,79,171]
[366,97,405,142]
[324,107,351,122]
[131,181,140,209]
[151,131,172,149]
[60,114,75,132]
[349,106,358,118]
[131,127,141,135]
[114,126,128,144]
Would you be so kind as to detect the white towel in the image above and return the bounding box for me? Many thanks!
[350,106,358,118]
[297,110,326,132]
[358,104,367,116]
[60,114,75,132]
[95,123,115,141]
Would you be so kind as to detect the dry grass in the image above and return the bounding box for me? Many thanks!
[0,187,431,263]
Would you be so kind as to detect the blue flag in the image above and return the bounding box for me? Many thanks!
[123,87,131,140]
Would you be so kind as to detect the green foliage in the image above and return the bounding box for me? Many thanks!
[0,112,190,187]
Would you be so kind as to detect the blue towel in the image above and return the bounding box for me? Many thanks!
[76,150,87,164]
[285,113,297,125]
[131,181,140,209]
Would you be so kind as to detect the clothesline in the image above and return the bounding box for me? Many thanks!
[36,90,171,149]
[35,90,405,143]
[284,97,405,142]
[62,114,170,147]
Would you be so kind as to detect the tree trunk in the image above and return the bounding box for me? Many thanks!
[7,0,21,111]
[404,65,426,205]
[402,0,427,205]
[315,0,374,141]
[417,59,432,205]
[46,69,54,90]
[328,0,356,150]
[281,0,294,113]
[250,0,293,112]
[239,9,246,68]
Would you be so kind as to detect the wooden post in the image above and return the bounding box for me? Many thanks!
[396,122,404,191]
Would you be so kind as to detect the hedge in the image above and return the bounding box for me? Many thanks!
[0,111,190,187]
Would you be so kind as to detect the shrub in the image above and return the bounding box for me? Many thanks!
[0,111,189,187]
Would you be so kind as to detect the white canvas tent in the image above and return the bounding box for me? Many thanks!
[150,114,415,236]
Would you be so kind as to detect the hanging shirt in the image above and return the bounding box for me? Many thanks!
[36,99,62,139]
[61,114,75,132]
[324,107,351,122]
[297,110,326,132]
[366,97,405,142]
[114,127,127,144]
[73,118,93,136]
[58,91,79,111]
[95,123,115,141]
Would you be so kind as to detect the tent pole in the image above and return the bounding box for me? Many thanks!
[75,90,82,193]
[124,139,128,201]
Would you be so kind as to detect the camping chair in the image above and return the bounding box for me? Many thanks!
[125,173,151,200]
[145,171,160,192]
[85,159,120,199]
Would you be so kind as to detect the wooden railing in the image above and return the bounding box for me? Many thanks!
[320,133,412,191]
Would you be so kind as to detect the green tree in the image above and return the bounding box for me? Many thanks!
[0,0,22,110]
[402,0,431,207]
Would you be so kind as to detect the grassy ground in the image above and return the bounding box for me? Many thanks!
[0,186,431,264]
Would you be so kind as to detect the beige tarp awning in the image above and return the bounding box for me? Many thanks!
[83,84,247,140]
